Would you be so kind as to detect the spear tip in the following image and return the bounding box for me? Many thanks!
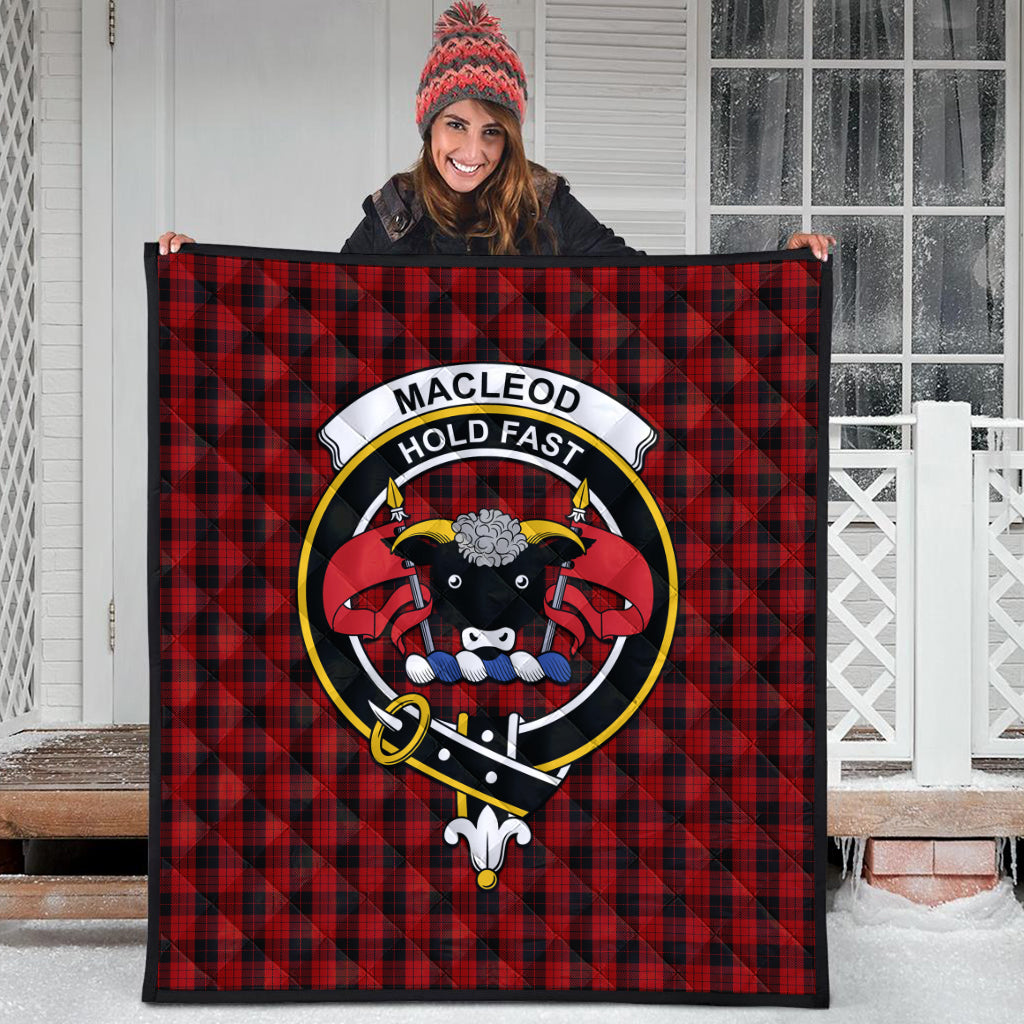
[387,477,403,509]
[571,478,590,509]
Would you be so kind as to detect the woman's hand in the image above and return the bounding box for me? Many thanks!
[158,231,195,254]
[786,232,835,261]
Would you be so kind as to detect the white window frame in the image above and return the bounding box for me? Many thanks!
[692,0,1022,445]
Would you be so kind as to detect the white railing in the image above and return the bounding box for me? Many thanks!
[972,417,1024,759]
[827,444,913,762]
[827,402,1024,782]
[0,1,38,738]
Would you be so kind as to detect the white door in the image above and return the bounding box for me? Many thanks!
[108,0,432,721]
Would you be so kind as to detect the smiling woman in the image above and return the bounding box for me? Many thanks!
[340,1,831,258]
[158,1,834,260]
[339,1,644,257]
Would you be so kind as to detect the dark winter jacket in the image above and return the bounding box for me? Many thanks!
[340,166,645,256]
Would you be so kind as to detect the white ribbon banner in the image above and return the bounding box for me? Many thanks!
[318,363,658,472]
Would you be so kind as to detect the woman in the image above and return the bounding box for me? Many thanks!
[160,2,834,261]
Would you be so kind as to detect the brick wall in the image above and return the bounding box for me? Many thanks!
[38,0,83,722]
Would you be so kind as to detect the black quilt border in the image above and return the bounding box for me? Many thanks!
[141,242,832,1008]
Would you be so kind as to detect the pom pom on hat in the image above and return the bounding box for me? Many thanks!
[432,0,504,40]
[416,2,528,139]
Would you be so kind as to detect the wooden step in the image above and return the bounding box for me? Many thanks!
[0,726,147,840]
[0,790,147,839]
[0,725,147,789]
[829,786,1024,837]
[2,728,1023,851]
[0,875,147,919]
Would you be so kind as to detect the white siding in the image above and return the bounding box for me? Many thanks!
[38,0,83,722]
[544,0,687,253]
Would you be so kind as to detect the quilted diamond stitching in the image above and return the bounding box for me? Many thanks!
[152,251,826,1001]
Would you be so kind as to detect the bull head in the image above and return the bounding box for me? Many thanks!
[383,511,589,660]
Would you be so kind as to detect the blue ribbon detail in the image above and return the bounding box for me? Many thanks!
[537,652,571,683]
[426,650,461,682]
[422,649,571,684]
[481,654,516,681]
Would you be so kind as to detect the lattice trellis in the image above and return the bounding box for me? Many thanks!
[0,0,37,730]
[973,456,1024,755]
[827,453,914,759]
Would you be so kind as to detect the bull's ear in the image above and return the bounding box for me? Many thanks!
[387,535,443,565]
[539,535,595,564]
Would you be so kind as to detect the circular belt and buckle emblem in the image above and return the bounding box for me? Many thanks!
[298,364,677,887]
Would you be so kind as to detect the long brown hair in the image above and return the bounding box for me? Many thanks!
[405,100,558,255]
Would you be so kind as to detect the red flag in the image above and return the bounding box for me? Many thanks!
[322,523,432,654]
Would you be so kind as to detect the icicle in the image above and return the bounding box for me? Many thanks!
[834,836,852,879]
[996,837,1019,885]
[851,837,866,891]
[833,836,867,889]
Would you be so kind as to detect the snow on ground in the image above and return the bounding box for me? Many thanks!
[1,875,1022,1024]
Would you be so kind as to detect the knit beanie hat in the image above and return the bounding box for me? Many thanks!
[415,2,528,139]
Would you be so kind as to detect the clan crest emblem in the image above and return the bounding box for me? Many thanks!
[298,363,678,888]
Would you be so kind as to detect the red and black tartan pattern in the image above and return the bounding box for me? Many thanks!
[143,245,830,1006]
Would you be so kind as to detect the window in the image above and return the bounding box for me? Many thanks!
[698,0,1018,448]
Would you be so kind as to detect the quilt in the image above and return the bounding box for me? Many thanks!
[142,244,831,1006]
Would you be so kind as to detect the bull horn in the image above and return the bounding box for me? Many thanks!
[390,519,455,551]
[519,519,586,553]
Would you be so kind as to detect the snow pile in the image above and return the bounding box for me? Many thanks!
[833,876,1024,931]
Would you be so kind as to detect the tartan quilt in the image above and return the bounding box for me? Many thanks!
[142,243,832,1006]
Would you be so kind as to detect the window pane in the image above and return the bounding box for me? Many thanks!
[812,70,903,205]
[912,216,1004,354]
[710,214,802,253]
[712,0,802,58]
[913,70,1005,206]
[829,363,903,451]
[813,0,903,59]
[831,424,901,455]
[914,0,1005,59]
[830,363,902,418]
[812,215,902,354]
[711,69,803,204]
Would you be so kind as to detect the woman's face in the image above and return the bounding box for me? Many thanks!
[429,99,507,194]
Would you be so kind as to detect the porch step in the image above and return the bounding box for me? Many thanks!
[0,725,147,790]
[0,727,148,921]
[0,875,147,919]
[0,726,147,840]
[0,790,147,840]
[830,762,1024,837]
[1,728,1023,918]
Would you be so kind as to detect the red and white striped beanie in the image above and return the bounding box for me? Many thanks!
[415,2,528,139]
